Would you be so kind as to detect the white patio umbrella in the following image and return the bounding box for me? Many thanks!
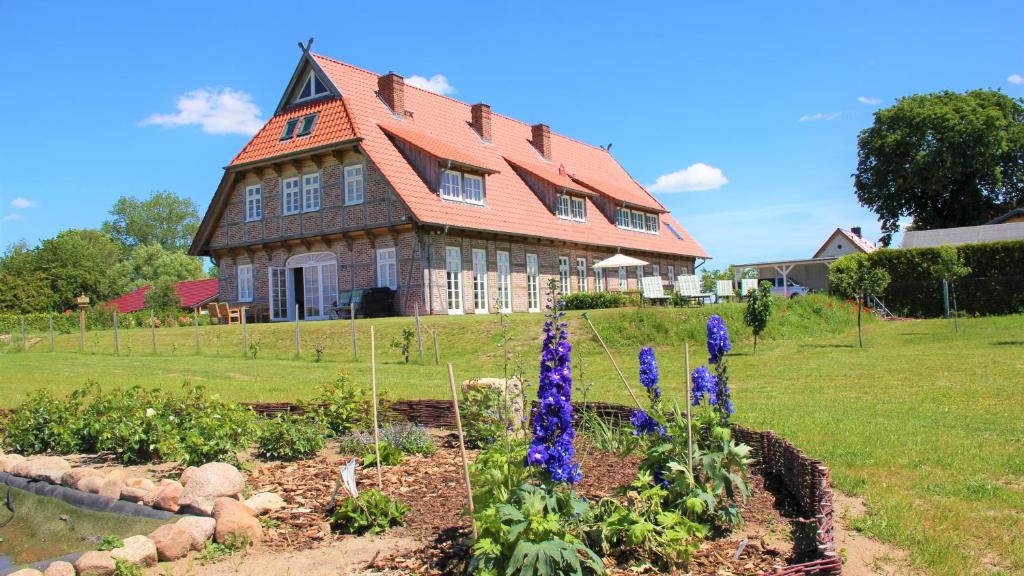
[592,253,649,269]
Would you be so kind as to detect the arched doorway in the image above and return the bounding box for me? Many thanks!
[269,252,339,321]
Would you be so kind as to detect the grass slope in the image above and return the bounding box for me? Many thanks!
[1,297,1022,575]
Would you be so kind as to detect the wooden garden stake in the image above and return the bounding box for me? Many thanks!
[241,307,248,356]
[685,341,693,476]
[582,313,643,409]
[113,310,119,354]
[370,325,383,490]
[350,300,357,360]
[48,315,54,352]
[194,308,200,354]
[414,303,424,361]
[432,330,440,365]
[150,310,157,354]
[19,315,26,351]
[448,362,476,538]
[294,303,301,357]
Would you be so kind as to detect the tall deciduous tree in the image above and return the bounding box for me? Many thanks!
[828,254,891,348]
[130,243,205,287]
[854,90,1024,246]
[102,191,201,252]
[144,277,182,312]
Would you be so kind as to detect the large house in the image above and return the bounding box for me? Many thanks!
[189,45,708,319]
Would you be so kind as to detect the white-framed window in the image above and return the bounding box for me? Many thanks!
[303,172,321,212]
[646,213,659,233]
[441,170,462,200]
[615,208,660,234]
[464,174,484,204]
[576,257,587,292]
[472,248,488,313]
[616,207,630,227]
[237,264,253,302]
[282,177,301,215]
[269,267,288,320]
[376,247,397,290]
[635,266,644,282]
[653,264,660,280]
[296,71,329,103]
[571,197,586,221]
[631,211,644,231]
[526,253,539,312]
[245,185,262,221]
[558,257,570,295]
[618,267,627,291]
[344,165,364,205]
[557,194,572,219]
[594,265,605,292]
[667,265,675,288]
[445,246,463,314]
[497,251,511,313]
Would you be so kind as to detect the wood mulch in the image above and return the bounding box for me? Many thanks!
[246,432,811,575]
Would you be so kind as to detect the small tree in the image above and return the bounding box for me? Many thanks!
[932,246,971,331]
[743,281,774,354]
[828,254,891,348]
[700,268,733,293]
[144,277,181,313]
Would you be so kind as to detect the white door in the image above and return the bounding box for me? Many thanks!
[472,248,488,313]
[376,248,397,290]
[445,246,463,314]
[497,251,511,313]
[269,267,289,321]
[526,253,539,312]
[303,265,322,319]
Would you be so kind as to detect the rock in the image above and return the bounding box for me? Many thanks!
[43,562,76,576]
[141,487,161,506]
[176,515,217,550]
[0,453,26,473]
[120,486,150,503]
[148,523,192,561]
[213,497,262,545]
[74,550,116,576]
[178,463,244,515]
[8,568,44,576]
[179,466,199,486]
[104,469,127,484]
[11,456,71,484]
[61,467,102,488]
[110,534,158,567]
[243,492,286,515]
[153,480,183,512]
[98,477,123,500]
[78,475,105,494]
[125,477,156,492]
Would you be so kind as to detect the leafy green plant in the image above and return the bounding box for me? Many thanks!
[248,339,261,359]
[829,253,891,347]
[313,339,326,362]
[470,438,531,513]
[311,370,371,435]
[97,534,124,551]
[381,422,436,456]
[361,441,404,467]
[196,533,250,564]
[254,414,326,461]
[330,489,409,535]
[0,389,82,454]
[562,292,628,310]
[114,557,142,576]
[389,327,415,363]
[743,281,774,354]
[461,385,507,449]
[577,411,640,457]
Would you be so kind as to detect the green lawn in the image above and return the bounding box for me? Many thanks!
[1,299,1022,575]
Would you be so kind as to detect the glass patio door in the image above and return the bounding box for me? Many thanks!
[269,267,290,321]
[303,266,322,319]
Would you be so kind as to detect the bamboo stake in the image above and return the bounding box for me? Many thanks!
[113,310,119,354]
[448,362,476,538]
[20,315,26,351]
[241,307,248,356]
[414,303,424,361]
[350,300,357,360]
[150,310,157,354]
[581,314,643,409]
[48,314,54,352]
[432,330,440,365]
[194,309,200,354]
[370,325,383,490]
[685,341,693,476]
[294,303,301,358]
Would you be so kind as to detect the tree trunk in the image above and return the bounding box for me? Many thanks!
[857,291,864,348]
[753,333,758,355]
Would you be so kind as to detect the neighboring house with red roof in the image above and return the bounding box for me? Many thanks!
[189,44,709,319]
[106,278,219,314]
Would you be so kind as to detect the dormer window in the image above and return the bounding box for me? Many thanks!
[557,194,585,222]
[440,169,485,205]
[616,207,660,234]
[296,71,330,102]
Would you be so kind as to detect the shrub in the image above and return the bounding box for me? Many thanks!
[1,389,82,454]
[312,370,371,436]
[381,422,436,456]
[361,441,404,467]
[461,385,508,449]
[254,414,326,461]
[330,489,409,535]
[97,534,124,551]
[562,291,628,310]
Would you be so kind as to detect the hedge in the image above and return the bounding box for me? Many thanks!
[562,291,630,310]
[0,306,210,335]
[864,240,1024,317]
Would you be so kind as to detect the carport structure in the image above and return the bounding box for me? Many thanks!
[730,257,837,297]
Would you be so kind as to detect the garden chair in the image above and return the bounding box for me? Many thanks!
[640,276,671,306]
[676,275,713,306]
[206,303,222,324]
[217,302,242,325]
[715,280,735,303]
[740,278,758,298]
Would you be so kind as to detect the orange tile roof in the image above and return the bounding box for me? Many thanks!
[380,123,500,174]
[230,98,358,166]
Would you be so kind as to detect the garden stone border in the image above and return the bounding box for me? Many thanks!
[0,472,175,520]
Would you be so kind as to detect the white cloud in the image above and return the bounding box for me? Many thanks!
[405,74,456,95]
[1008,74,1024,85]
[2,213,23,222]
[857,96,881,105]
[10,197,36,208]
[142,88,264,135]
[799,112,841,122]
[647,163,728,193]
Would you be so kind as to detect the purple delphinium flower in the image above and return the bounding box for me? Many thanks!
[707,315,731,365]
[638,347,661,406]
[630,409,666,437]
[691,365,719,406]
[528,292,582,484]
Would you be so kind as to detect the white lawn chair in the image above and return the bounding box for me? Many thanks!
[740,278,758,298]
[715,279,735,303]
[640,276,671,306]
[675,275,713,306]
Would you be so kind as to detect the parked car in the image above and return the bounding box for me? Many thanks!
[763,277,810,298]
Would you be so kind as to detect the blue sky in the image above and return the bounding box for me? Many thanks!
[1,1,1021,267]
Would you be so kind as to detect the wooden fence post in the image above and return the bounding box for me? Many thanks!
[113,310,120,354]
[350,300,357,360]
[432,330,440,365]
[241,307,248,356]
[19,315,26,351]
[79,307,86,353]
[194,309,201,354]
[150,310,157,354]
[48,314,54,353]
[294,303,301,358]
[448,362,476,537]
[414,303,424,361]
[370,325,383,490]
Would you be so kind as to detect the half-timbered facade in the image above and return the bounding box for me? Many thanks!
[189,46,709,318]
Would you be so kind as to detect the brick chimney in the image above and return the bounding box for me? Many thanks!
[471,103,492,142]
[851,226,862,238]
[531,123,551,160]
[378,72,405,117]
